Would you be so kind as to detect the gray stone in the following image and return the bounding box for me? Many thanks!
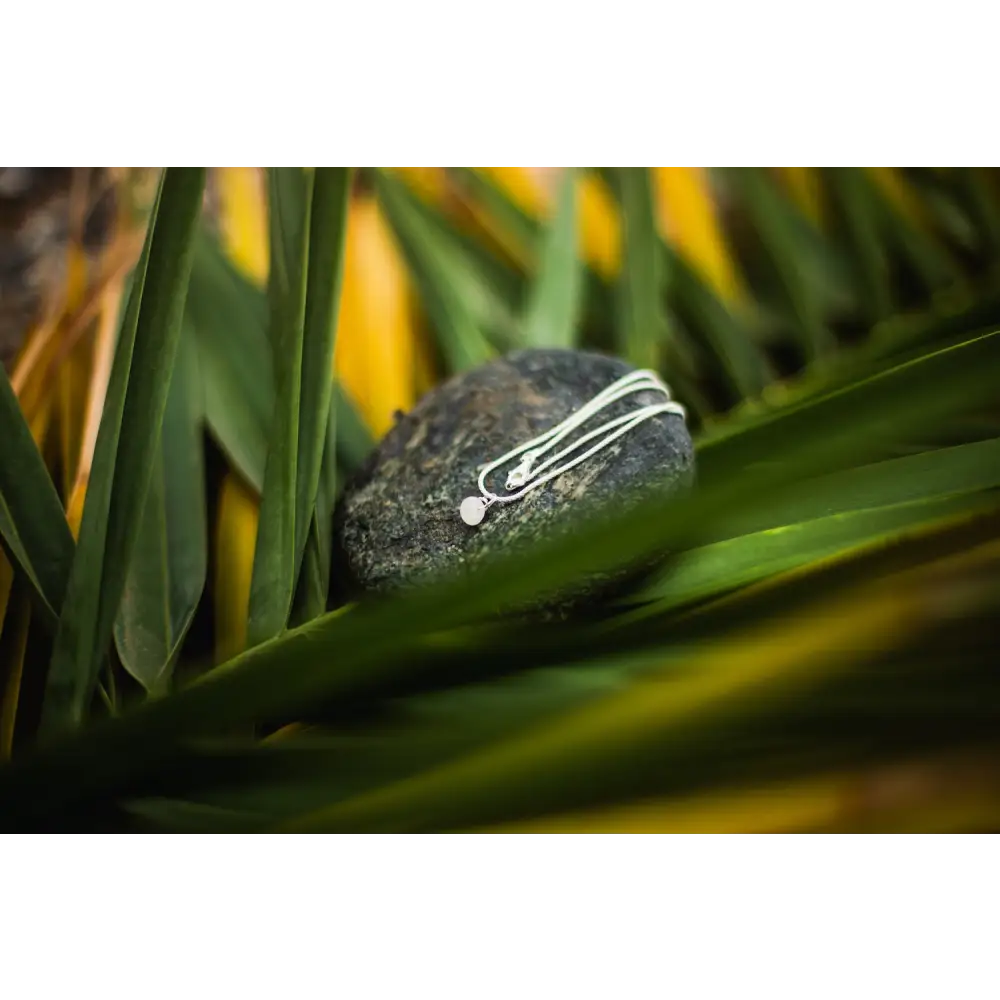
[333,348,695,613]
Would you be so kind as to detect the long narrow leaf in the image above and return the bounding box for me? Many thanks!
[0,372,74,627]
[293,169,351,562]
[636,492,995,609]
[708,436,1000,542]
[615,168,665,368]
[522,170,582,349]
[246,169,313,646]
[291,404,338,625]
[41,168,206,733]
[294,177,352,624]
[113,324,207,692]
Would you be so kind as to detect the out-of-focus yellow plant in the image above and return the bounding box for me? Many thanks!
[334,191,428,437]
[652,167,746,303]
[216,167,270,281]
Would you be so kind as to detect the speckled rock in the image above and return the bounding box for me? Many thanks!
[333,349,695,612]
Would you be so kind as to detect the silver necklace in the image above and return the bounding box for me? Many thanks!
[459,369,686,525]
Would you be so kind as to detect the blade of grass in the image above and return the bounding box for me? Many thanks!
[0,371,74,627]
[293,169,351,562]
[635,492,996,609]
[694,330,1000,486]
[113,323,207,693]
[291,400,338,625]
[522,170,582,349]
[609,169,716,418]
[708,436,1000,541]
[614,168,665,368]
[41,168,206,734]
[246,168,314,646]
[333,385,375,474]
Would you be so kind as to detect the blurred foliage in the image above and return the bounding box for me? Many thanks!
[0,167,999,831]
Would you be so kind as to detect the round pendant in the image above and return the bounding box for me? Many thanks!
[460,496,487,526]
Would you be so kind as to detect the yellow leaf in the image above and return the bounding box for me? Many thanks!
[478,166,550,216]
[65,276,124,538]
[333,195,424,437]
[12,209,137,455]
[577,172,621,279]
[215,472,259,662]
[653,167,744,302]
[12,320,62,449]
[215,168,269,285]
[26,391,53,451]
[58,246,95,499]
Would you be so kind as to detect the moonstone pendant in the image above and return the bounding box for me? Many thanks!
[460,496,487,526]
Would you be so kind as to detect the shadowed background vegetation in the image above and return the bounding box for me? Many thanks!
[1,166,998,831]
